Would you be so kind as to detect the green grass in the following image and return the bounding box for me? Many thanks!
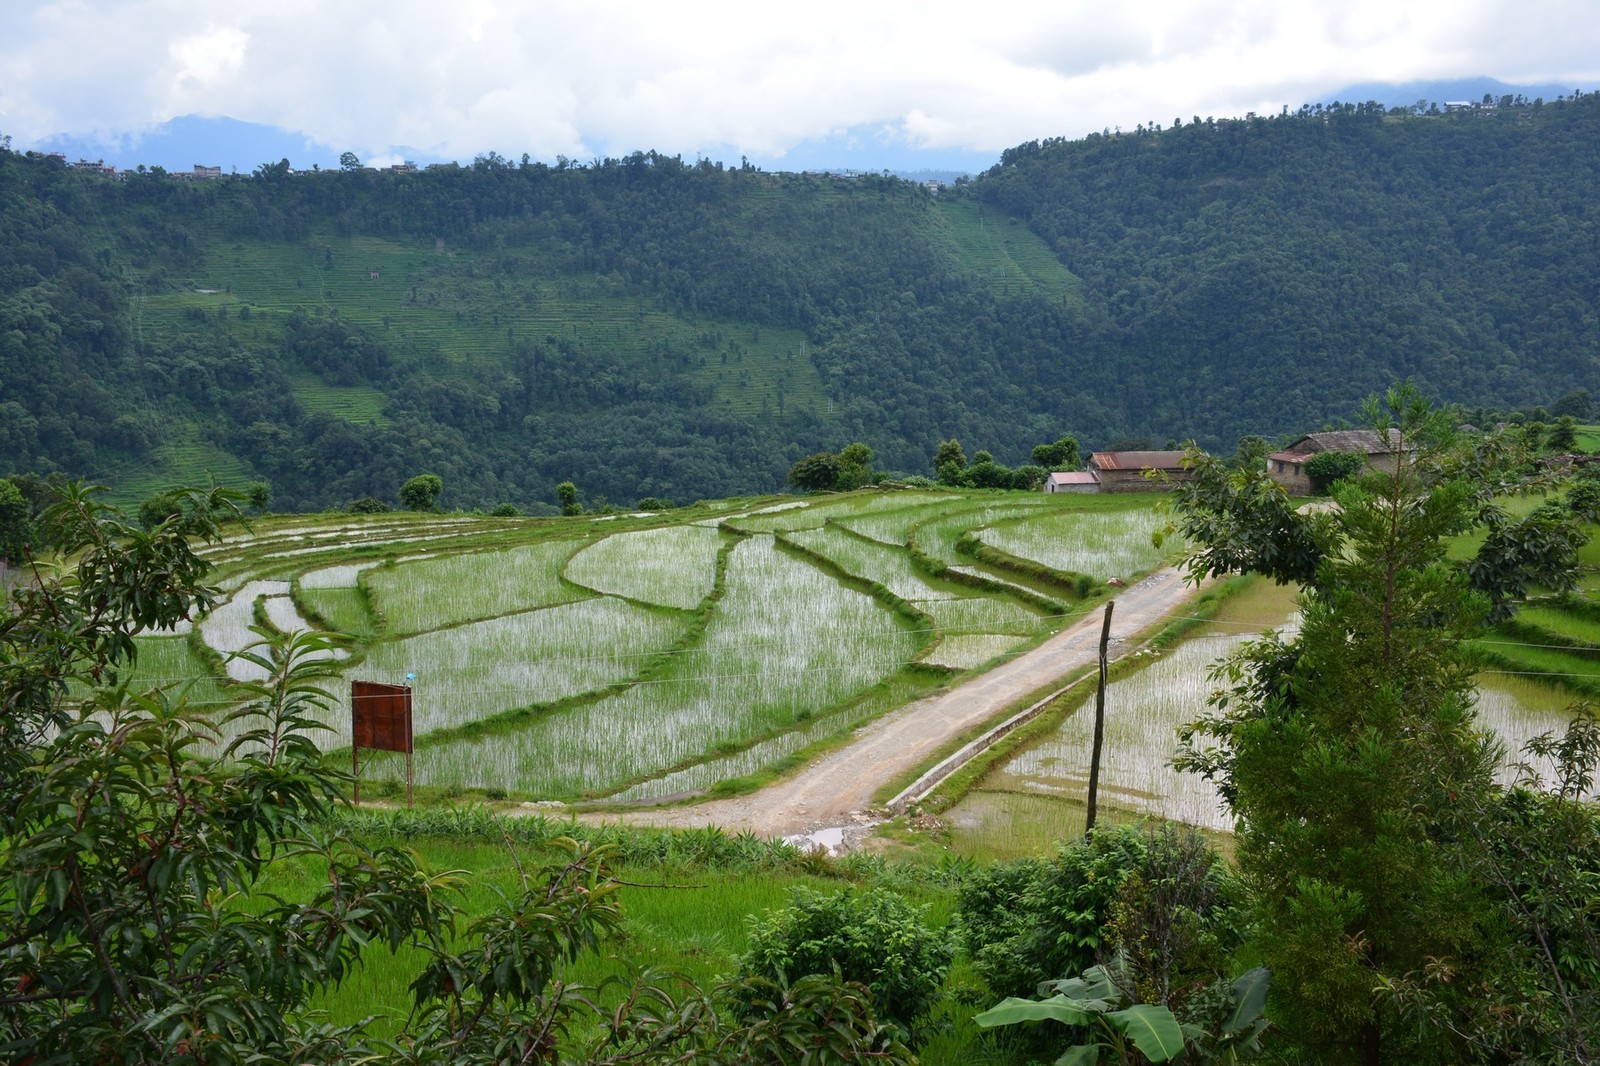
[294,586,378,638]
[125,490,1180,801]
[288,372,392,425]
[908,497,1070,567]
[264,838,853,1037]
[728,490,971,534]
[360,596,690,739]
[785,524,961,600]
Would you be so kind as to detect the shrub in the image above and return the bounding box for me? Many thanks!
[1303,449,1367,492]
[740,887,952,1032]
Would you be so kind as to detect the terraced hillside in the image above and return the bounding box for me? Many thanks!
[119,488,1181,805]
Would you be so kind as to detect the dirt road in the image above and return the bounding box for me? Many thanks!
[584,566,1204,841]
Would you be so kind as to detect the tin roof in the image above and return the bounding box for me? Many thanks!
[1088,450,1191,471]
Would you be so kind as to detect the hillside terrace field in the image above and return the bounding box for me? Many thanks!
[111,482,1598,830]
[125,489,1174,806]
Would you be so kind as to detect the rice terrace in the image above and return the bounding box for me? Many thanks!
[122,484,1587,840]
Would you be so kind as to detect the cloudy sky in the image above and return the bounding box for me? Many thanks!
[4,0,1598,171]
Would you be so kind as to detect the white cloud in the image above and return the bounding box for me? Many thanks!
[3,0,1598,163]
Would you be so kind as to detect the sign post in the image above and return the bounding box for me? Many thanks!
[1084,601,1114,834]
[351,680,414,807]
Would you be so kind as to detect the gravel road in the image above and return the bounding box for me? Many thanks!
[583,566,1205,842]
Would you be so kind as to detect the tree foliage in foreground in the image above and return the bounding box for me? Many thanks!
[0,485,908,1064]
[1170,386,1600,1064]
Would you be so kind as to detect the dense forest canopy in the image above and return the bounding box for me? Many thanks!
[2,92,1598,510]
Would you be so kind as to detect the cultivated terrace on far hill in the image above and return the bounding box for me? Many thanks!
[3,90,1600,511]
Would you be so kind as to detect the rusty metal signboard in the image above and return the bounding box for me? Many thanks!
[351,680,414,805]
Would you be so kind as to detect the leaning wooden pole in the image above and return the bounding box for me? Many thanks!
[1084,601,1115,834]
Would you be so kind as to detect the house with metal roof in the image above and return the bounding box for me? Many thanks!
[1085,450,1195,492]
[1044,470,1100,493]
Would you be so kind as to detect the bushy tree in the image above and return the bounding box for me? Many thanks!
[1547,414,1579,452]
[399,472,443,511]
[836,442,875,490]
[136,489,184,530]
[933,438,967,485]
[1031,435,1082,470]
[957,826,1237,1005]
[788,451,842,492]
[740,888,951,1034]
[245,479,272,513]
[1302,448,1367,492]
[555,480,582,515]
[0,478,29,564]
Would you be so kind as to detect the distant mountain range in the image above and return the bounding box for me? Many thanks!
[26,77,1588,181]
[24,115,997,181]
[1321,75,1580,110]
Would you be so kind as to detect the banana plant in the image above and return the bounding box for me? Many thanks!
[975,959,1270,1065]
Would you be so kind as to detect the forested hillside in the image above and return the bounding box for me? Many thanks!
[3,91,1598,510]
[976,94,1600,437]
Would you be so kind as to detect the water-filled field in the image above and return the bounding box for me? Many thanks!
[112,489,1187,799]
[956,577,1593,833]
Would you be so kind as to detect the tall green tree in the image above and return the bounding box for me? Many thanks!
[933,439,967,485]
[0,479,29,565]
[555,480,582,515]
[1171,386,1594,1063]
[836,443,875,490]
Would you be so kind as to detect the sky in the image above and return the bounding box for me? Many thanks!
[4,0,1598,173]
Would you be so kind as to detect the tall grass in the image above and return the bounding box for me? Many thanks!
[295,588,376,637]
[785,525,958,600]
[906,596,1047,637]
[994,633,1241,832]
[909,500,1064,566]
[921,634,1029,671]
[1475,674,1592,793]
[832,498,963,545]
[730,491,962,533]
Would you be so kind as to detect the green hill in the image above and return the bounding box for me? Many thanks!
[4,96,1600,509]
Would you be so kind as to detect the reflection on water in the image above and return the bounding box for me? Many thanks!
[963,578,1590,833]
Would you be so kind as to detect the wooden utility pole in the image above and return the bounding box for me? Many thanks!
[1084,601,1115,834]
